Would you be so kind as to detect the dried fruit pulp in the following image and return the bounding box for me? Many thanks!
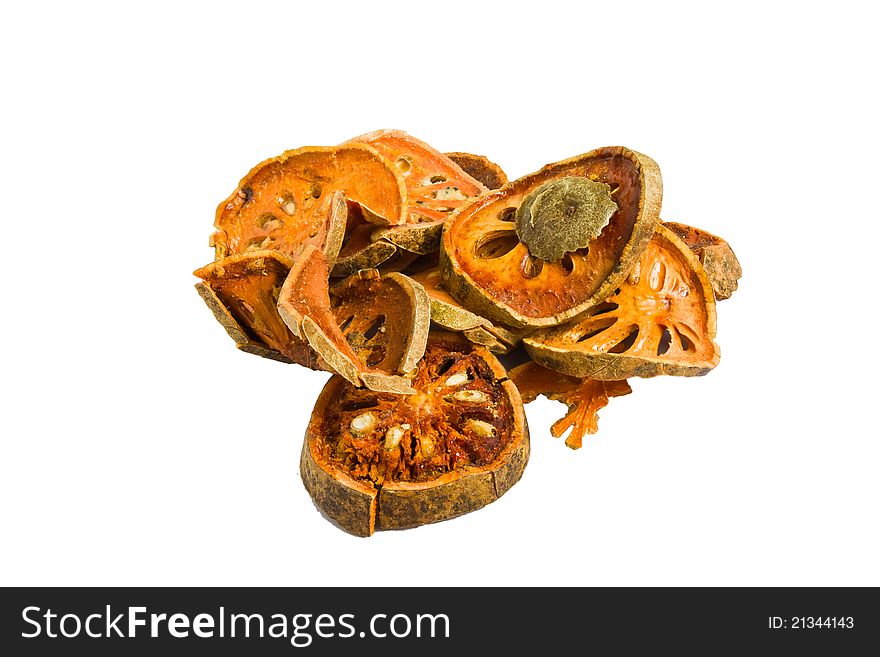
[317,342,514,484]
[441,147,661,328]
[302,335,529,535]
[349,130,486,223]
[509,362,631,449]
[194,251,319,367]
[213,145,404,259]
[331,270,429,375]
[277,246,427,392]
[445,152,508,190]
[663,221,741,300]
[524,225,719,379]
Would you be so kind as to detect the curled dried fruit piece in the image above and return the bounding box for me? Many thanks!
[300,334,529,536]
[445,152,508,189]
[331,269,430,376]
[663,221,742,300]
[212,144,406,260]
[194,251,321,368]
[409,267,490,332]
[348,130,488,255]
[509,362,631,449]
[408,266,528,353]
[441,146,662,328]
[524,225,720,379]
[278,245,429,393]
[330,203,399,277]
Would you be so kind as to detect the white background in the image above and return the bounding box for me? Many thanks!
[2,1,877,586]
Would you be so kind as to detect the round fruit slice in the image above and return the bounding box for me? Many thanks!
[193,251,322,368]
[508,362,631,449]
[348,130,488,255]
[278,245,429,394]
[445,151,508,190]
[441,146,662,328]
[663,221,742,300]
[300,333,529,536]
[524,225,720,379]
[211,144,406,260]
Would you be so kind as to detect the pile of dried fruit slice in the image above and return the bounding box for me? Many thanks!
[195,131,740,535]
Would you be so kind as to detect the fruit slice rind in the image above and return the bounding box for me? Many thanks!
[277,246,427,393]
[663,221,741,300]
[194,250,324,367]
[299,336,529,536]
[371,220,446,255]
[441,146,662,329]
[524,225,720,379]
[213,144,407,261]
[445,151,508,190]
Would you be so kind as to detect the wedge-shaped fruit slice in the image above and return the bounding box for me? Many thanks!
[664,221,742,300]
[524,225,720,379]
[194,251,322,368]
[445,152,508,190]
[300,333,529,536]
[278,245,429,394]
[348,130,488,255]
[508,362,631,449]
[211,144,406,260]
[441,146,662,329]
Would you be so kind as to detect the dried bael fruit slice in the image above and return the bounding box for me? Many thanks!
[408,267,528,354]
[330,202,399,277]
[524,225,720,379]
[278,245,429,393]
[348,130,488,255]
[194,251,321,368]
[300,334,529,536]
[508,362,631,449]
[445,152,508,190]
[331,269,430,376]
[211,144,406,260]
[409,267,490,332]
[663,221,742,300]
[441,146,662,329]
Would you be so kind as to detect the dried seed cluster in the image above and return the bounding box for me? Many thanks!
[194,130,740,535]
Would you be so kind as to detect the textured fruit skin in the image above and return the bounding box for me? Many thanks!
[344,130,490,262]
[212,145,406,260]
[194,250,323,368]
[277,245,428,393]
[445,152,508,190]
[441,146,662,329]
[663,221,742,300]
[299,336,529,536]
[523,225,720,379]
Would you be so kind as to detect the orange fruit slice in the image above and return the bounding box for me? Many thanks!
[441,146,662,329]
[278,245,429,394]
[347,130,488,255]
[508,362,631,449]
[211,144,406,260]
[193,251,321,368]
[523,225,720,379]
[300,333,529,536]
[664,221,741,300]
